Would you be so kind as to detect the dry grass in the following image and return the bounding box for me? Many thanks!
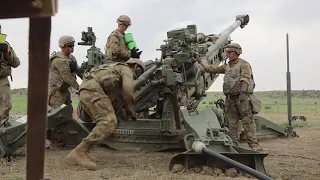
[1,113,319,179]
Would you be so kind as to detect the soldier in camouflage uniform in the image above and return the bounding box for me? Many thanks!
[66,58,145,170]
[0,25,20,124]
[48,35,83,111]
[197,43,263,151]
[105,15,142,62]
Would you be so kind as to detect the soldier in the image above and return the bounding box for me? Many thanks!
[105,15,142,62]
[0,25,20,124]
[66,59,145,170]
[48,35,83,111]
[197,43,263,151]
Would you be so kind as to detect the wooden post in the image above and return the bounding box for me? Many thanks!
[27,16,51,180]
[0,0,58,179]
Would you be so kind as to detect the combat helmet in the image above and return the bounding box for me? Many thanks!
[225,43,242,54]
[58,35,75,48]
[126,58,145,72]
[117,15,131,26]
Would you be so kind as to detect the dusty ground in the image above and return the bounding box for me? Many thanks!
[0,115,320,180]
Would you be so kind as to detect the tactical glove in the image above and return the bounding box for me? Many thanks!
[131,48,142,59]
[116,108,128,121]
[239,91,249,101]
[125,106,137,121]
[69,60,78,73]
[0,43,8,53]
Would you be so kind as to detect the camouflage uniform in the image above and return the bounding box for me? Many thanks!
[48,35,83,110]
[66,59,145,170]
[105,15,142,62]
[0,41,20,123]
[200,43,262,151]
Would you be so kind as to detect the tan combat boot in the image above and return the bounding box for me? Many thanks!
[66,141,97,170]
[249,143,265,152]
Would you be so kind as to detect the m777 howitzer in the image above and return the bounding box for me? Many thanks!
[113,15,271,179]
[0,15,275,179]
[76,14,271,179]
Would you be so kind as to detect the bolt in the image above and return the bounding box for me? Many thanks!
[31,0,44,10]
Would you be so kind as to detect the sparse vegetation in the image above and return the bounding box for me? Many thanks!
[10,89,320,126]
[4,88,320,179]
[278,121,312,128]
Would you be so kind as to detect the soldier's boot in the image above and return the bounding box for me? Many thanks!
[45,140,52,149]
[66,141,97,170]
[233,141,240,146]
[249,143,264,152]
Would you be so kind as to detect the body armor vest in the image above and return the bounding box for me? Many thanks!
[106,30,130,62]
[222,59,255,96]
[82,62,128,101]
[0,53,12,78]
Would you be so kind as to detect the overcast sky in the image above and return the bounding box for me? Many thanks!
[0,0,318,91]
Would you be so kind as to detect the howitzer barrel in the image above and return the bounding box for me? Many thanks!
[185,15,250,101]
[143,60,156,72]
[134,61,161,90]
[206,14,249,61]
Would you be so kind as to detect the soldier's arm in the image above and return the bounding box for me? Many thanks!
[199,59,226,73]
[108,34,131,59]
[4,44,20,68]
[70,55,84,79]
[75,64,84,79]
[55,59,79,90]
[206,64,226,74]
[240,61,252,91]
[120,66,134,110]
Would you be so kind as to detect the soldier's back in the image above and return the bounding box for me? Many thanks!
[80,62,128,94]
[105,29,130,62]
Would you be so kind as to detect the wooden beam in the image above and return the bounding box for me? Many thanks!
[26,16,52,180]
[0,0,58,179]
[0,0,57,19]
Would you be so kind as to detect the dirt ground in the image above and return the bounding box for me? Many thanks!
[1,115,320,180]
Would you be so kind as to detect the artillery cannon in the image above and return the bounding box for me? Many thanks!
[73,14,271,178]
[0,14,293,179]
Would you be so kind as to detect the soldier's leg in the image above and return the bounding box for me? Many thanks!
[65,91,73,111]
[77,101,93,122]
[48,87,67,109]
[224,96,240,146]
[82,94,118,144]
[0,84,12,124]
[238,97,263,151]
[47,89,69,148]
[67,90,118,170]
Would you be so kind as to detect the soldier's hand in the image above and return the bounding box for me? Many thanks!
[131,48,142,59]
[0,43,8,53]
[126,107,137,121]
[69,60,78,73]
[239,91,249,101]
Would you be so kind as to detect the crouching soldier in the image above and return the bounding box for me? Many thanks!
[66,59,145,170]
